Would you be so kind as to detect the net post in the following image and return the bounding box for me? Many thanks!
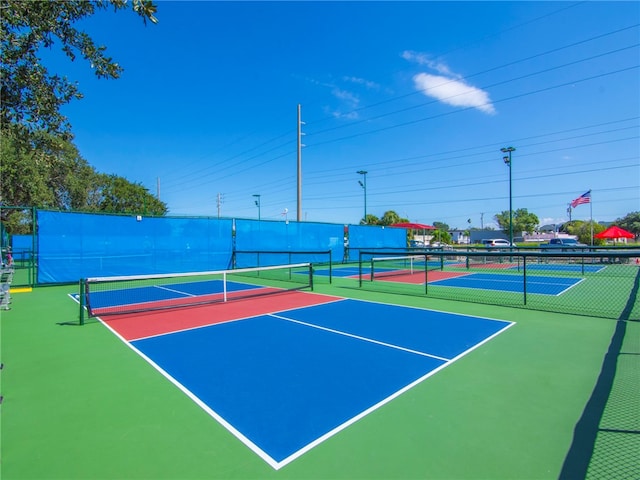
[328,250,333,284]
[523,255,527,305]
[309,263,314,290]
[424,253,428,295]
[370,257,374,282]
[223,272,228,302]
[79,278,86,325]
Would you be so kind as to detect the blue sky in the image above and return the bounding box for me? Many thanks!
[49,1,639,229]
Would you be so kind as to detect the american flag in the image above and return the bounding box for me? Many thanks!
[570,190,591,208]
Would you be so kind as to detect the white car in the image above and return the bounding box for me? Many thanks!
[481,239,514,248]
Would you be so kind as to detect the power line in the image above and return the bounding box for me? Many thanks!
[162,23,639,195]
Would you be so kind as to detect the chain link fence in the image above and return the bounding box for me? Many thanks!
[356,249,640,320]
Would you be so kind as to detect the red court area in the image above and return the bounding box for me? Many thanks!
[90,288,287,317]
[102,291,342,341]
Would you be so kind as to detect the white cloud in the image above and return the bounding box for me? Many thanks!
[305,75,371,120]
[402,50,495,114]
[401,50,457,78]
[331,87,359,107]
[413,73,496,114]
[325,108,359,120]
[343,76,380,90]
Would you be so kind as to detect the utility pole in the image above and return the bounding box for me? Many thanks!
[253,194,261,221]
[297,104,305,222]
[216,193,224,218]
[357,170,368,224]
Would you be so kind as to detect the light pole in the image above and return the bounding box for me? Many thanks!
[357,170,368,224]
[253,194,261,221]
[501,147,516,247]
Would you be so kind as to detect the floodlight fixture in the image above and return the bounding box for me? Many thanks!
[500,147,516,247]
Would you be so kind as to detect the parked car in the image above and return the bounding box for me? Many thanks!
[540,238,588,251]
[430,242,453,250]
[481,239,514,248]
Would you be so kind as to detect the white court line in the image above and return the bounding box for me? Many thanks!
[84,293,515,471]
[129,295,346,342]
[269,313,451,362]
[271,317,516,469]
[153,284,199,297]
[96,317,281,470]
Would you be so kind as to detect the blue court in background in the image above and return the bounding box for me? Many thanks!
[316,262,446,278]
[510,263,604,273]
[130,298,512,469]
[430,272,582,295]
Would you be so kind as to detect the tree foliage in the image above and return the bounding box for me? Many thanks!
[433,221,449,231]
[430,229,452,245]
[494,208,539,235]
[563,220,606,245]
[1,131,167,228]
[360,211,408,226]
[614,211,640,239]
[87,173,166,215]
[1,0,158,141]
[379,210,407,226]
[0,0,164,231]
[360,214,379,225]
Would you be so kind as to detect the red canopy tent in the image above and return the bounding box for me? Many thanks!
[390,222,437,246]
[594,225,634,239]
[389,222,436,230]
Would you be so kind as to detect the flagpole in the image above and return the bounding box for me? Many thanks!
[590,189,593,246]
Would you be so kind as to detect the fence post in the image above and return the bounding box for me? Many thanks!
[79,279,85,325]
[424,253,428,295]
[523,255,527,305]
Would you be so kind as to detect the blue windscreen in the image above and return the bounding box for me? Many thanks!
[37,211,234,283]
[346,225,407,261]
[234,219,344,267]
[35,211,411,283]
[11,234,34,259]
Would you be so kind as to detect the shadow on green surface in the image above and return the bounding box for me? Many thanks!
[559,269,640,480]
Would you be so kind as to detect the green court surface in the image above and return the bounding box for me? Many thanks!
[1,278,638,479]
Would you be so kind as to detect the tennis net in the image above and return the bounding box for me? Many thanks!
[367,254,439,280]
[81,262,313,319]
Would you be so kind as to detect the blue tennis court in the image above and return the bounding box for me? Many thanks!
[87,279,260,309]
[430,272,583,295]
[317,260,451,278]
[125,297,513,469]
